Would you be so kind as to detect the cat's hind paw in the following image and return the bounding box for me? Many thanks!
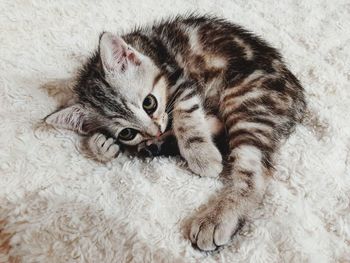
[189,204,244,251]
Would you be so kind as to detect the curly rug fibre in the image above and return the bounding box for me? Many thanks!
[0,0,349,262]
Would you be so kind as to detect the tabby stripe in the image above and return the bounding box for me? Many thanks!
[229,104,272,118]
[240,177,254,197]
[168,78,190,106]
[225,113,276,129]
[225,96,286,118]
[180,89,197,102]
[262,152,274,169]
[238,169,254,178]
[178,113,192,119]
[153,73,163,86]
[222,71,268,97]
[185,136,205,148]
[229,137,273,154]
[241,170,255,182]
[223,88,266,105]
[228,130,273,152]
[222,89,266,116]
[223,85,254,102]
[223,82,255,103]
[176,125,197,133]
[177,126,185,133]
[248,116,277,128]
[229,121,272,135]
[229,128,272,144]
[169,87,185,109]
[179,104,199,114]
[150,34,184,85]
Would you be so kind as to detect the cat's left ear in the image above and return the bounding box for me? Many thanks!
[44,104,89,134]
[99,32,141,74]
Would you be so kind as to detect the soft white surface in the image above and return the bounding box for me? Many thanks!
[0,0,350,262]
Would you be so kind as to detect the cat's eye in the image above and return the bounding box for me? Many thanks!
[119,128,137,141]
[143,94,157,114]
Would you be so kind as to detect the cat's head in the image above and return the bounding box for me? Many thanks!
[45,32,169,147]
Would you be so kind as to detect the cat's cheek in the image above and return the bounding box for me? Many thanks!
[153,75,168,107]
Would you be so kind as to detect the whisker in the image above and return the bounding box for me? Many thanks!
[165,79,203,116]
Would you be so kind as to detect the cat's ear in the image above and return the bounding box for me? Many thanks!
[44,104,89,134]
[99,32,141,74]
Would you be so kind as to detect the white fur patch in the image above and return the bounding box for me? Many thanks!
[233,37,254,60]
[187,27,200,52]
[230,145,263,174]
[205,56,227,69]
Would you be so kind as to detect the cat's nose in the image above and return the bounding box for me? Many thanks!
[148,125,161,138]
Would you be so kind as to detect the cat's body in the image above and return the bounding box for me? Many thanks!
[45,14,305,251]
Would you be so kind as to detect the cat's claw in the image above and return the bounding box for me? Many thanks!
[87,133,120,162]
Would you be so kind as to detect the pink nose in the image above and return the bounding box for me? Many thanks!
[156,131,162,138]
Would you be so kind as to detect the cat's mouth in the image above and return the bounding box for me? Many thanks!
[137,111,173,157]
[137,129,176,157]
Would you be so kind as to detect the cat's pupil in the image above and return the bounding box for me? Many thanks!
[143,94,157,114]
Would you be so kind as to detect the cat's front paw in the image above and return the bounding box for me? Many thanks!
[87,133,120,162]
[189,204,244,251]
[184,143,223,178]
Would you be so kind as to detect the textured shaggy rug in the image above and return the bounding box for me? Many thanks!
[1,0,350,262]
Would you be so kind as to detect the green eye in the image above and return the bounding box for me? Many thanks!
[143,94,158,114]
[119,128,137,141]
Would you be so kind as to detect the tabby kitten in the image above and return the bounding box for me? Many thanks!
[45,15,305,251]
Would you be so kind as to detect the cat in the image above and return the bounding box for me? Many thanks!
[44,14,306,251]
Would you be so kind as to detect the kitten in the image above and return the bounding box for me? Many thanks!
[44,14,305,251]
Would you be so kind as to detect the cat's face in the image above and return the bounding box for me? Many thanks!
[45,32,169,146]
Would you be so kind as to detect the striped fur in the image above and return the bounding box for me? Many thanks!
[45,14,306,251]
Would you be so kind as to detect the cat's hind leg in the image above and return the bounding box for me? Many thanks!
[189,75,297,251]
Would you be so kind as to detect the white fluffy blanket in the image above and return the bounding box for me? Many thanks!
[0,0,349,262]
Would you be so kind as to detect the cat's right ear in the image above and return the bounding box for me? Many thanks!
[44,104,89,134]
[99,32,141,74]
